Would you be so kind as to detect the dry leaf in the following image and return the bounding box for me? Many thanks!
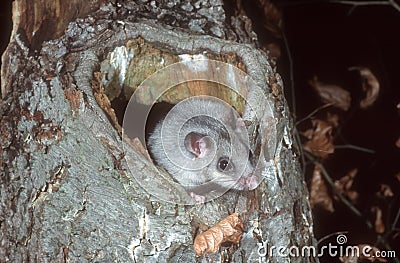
[339,255,355,263]
[310,165,334,212]
[302,119,334,158]
[377,184,394,198]
[266,43,281,60]
[258,0,282,37]
[309,76,351,111]
[326,112,339,127]
[371,206,385,234]
[396,136,400,148]
[334,168,359,204]
[340,244,388,262]
[349,67,380,109]
[194,213,243,255]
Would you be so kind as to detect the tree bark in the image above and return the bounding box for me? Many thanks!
[0,0,316,262]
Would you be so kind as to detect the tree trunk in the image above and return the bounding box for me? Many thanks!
[0,1,316,262]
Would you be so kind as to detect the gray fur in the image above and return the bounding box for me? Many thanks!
[147,96,259,196]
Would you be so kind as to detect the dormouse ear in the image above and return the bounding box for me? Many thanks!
[235,117,246,131]
[227,107,245,131]
[184,132,212,158]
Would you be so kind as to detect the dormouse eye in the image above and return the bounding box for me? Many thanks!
[217,157,232,172]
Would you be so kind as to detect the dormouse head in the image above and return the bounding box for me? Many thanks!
[157,95,260,192]
[181,107,259,191]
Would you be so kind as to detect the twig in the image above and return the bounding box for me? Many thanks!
[317,231,349,245]
[391,207,400,231]
[280,0,400,12]
[294,129,307,177]
[304,152,374,229]
[281,26,296,116]
[334,144,375,154]
[326,0,400,12]
[295,103,334,125]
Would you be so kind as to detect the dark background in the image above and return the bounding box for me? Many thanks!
[1,0,399,261]
[280,0,400,247]
[258,1,400,261]
[0,1,12,65]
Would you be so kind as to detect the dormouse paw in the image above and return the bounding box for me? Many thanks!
[190,192,206,203]
[238,174,260,190]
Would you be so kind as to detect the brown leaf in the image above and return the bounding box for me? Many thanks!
[309,76,351,111]
[326,112,339,127]
[334,168,359,204]
[258,0,282,37]
[193,213,243,255]
[377,184,394,198]
[302,119,335,158]
[340,244,388,262]
[266,43,281,60]
[371,206,385,234]
[396,136,400,148]
[310,165,334,212]
[349,67,380,109]
[301,128,314,140]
